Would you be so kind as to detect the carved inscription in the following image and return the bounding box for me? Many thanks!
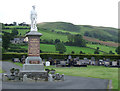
[28,36,40,56]
[29,61,40,64]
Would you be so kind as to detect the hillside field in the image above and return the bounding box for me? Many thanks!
[87,44,116,54]
[3,29,117,54]
[20,44,100,54]
[18,43,116,54]
[2,23,118,54]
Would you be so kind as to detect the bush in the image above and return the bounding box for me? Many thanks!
[55,42,66,53]
[8,49,27,53]
[2,53,120,60]
[94,50,99,54]
[71,51,75,54]
[80,51,83,54]
[2,53,27,60]
[109,51,115,54]
[115,46,120,54]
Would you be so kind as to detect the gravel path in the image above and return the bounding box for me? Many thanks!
[1,61,109,89]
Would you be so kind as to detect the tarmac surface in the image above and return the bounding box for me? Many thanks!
[1,61,109,89]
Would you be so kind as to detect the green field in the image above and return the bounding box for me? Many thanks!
[3,29,68,42]
[4,26,30,29]
[14,62,119,90]
[3,29,29,36]
[0,68,3,73]
[13,43,117,54]
[2,25,118,54]
[39,30,68,42]
[87,44,116,54]
[20,43,102,54]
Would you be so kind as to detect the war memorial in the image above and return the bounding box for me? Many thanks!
[20,5,48,80]
[2,6,64,82]
[1,5,119,90]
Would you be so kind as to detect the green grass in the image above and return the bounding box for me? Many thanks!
[3,29,29,36]
[20,43,101,54]
[3,29,68,42]
[54,29,79,34]
[0,67,4,73]
[46,66,119,90]
[78,25,95,35]
[14,62,119,90]
[17,29,29,35]
[14,62,23,67]
[0,69,3,73]
[66,46,102,54]
[87,44,116,54]
[4,26,30,28]
[38,30,68,42]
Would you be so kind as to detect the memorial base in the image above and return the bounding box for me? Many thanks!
[23,64,44,70]
[20,70,48,80]
[25,56,42,64]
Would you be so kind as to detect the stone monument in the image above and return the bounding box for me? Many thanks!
[20,6,47,79]
[3,6,65,82]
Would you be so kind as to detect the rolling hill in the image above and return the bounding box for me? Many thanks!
[2,22,118,54]
[38,22,80,32]
[37,22,118,43]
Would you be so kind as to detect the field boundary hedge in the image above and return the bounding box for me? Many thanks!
[2,53,120,60]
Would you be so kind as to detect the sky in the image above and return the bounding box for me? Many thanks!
[0,0,119,28]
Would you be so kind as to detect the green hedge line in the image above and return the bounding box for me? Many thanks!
[8,49,27,53]
[2,53,120,60]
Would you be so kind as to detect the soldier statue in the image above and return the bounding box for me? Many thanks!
[30,5,37,31]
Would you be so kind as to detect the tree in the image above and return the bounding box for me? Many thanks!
[94,50,99,54]
[71,51,75,54]
[13,22,17,26]
[40,50,43,53]
[94,47,99,54]
[67,34,74,42]
[67,34,86,47]
[74,34,86,47]
[55,42,66,54]
[97,47,99,50]
[1,23,5,29]
[84,31,90,36]
[116,46,120,54]
[51,30,54,32]
[11,28,18,36]
[19,33,21,36]
[109,50,114,54]
[80,51,83,54]
[2,48,5,53]
[55,39,60,44]
[2,32,11,50]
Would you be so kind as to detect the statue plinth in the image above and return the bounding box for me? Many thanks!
[26,31,42,57]
[23,31,43,70]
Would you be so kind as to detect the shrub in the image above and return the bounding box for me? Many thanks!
[8,49,27,53]
[115,46,120,54]
[71,51,75,54]
[2,53,120,60]
[55,42,66,53]
[80,51,83,54]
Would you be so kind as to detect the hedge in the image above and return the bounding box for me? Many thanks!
[8,49,27,53]
[2,53,120,60]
